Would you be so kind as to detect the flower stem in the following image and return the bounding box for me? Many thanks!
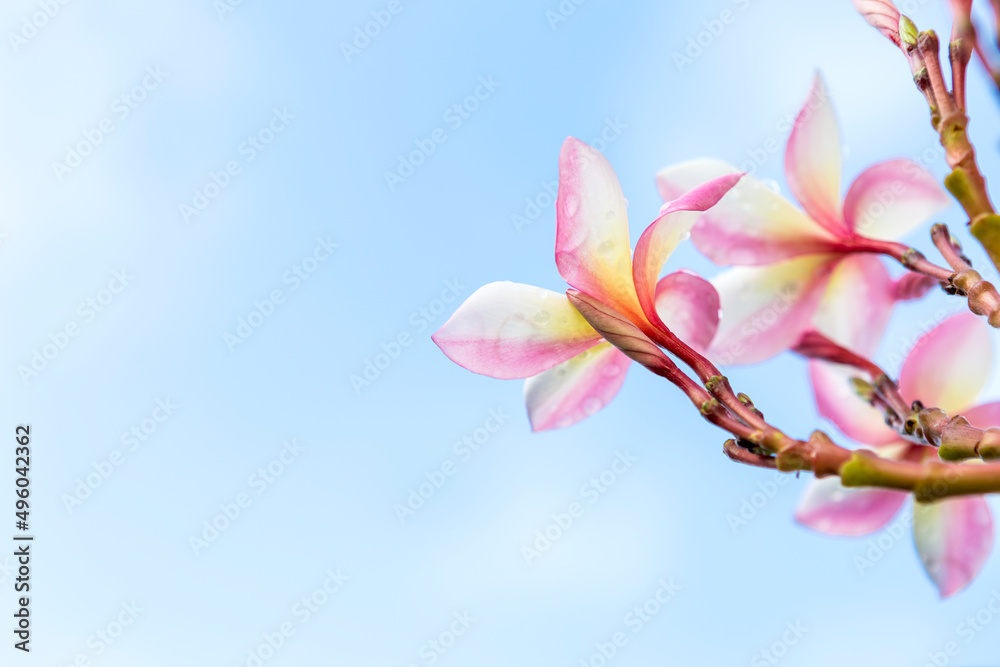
[898,27,1000,273]
[852,236,954,281]
[792,330,1000,460]
[853,233,1000,327]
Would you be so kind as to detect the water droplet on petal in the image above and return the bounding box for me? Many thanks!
[564,194,581,217]
[598,239,615,254]
[831,489,845,503]
[764,179,783,194]
[534,309,550,325]
[583,397,603,416]
[605,209,616,221]
[602,362,622,377]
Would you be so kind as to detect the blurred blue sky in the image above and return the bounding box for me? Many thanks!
[2,0,1000,664]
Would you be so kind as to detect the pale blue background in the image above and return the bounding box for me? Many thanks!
[2,0,1000,664]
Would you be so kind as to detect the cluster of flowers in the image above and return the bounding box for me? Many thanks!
[433,1,1000,598]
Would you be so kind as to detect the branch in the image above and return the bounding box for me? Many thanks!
[568,285,1000,499]
[851,233,1000,328]
[647,327,770,432]
[723,439,777,469]
[930,223,1000,326]
[792,330,1000,461]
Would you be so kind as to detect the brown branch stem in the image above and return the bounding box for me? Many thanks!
[792,330,1000,461]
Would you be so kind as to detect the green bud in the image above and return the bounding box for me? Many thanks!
[849,377,875,401]
[700,398,720,416]
[899,15,918,47]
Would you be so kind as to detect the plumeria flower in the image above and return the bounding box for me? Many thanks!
[433,138,739,430]
[797,313,996,597]
[656,74,951,365]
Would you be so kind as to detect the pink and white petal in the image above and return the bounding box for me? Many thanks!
[844,159,951,240]
[962,402,1000,430]
[654,271,720,353]
[852,0,902,47]
[796,475,907,535]
[432,282,602,380]
[913,495,993,597]
[812,254,896,356]
[707,254,840,365]
[810,361,900,445]
[899,313,993,415]
[524,342,631,431]
[656,159,840,265]
[556,137,643,322]
[785,74,847,235]
[632,173,741,327]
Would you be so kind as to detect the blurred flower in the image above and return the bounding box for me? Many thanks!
[852,0,904,48]
[657,74,950,364]
[433,138,737,430]
[797,314,995,597]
